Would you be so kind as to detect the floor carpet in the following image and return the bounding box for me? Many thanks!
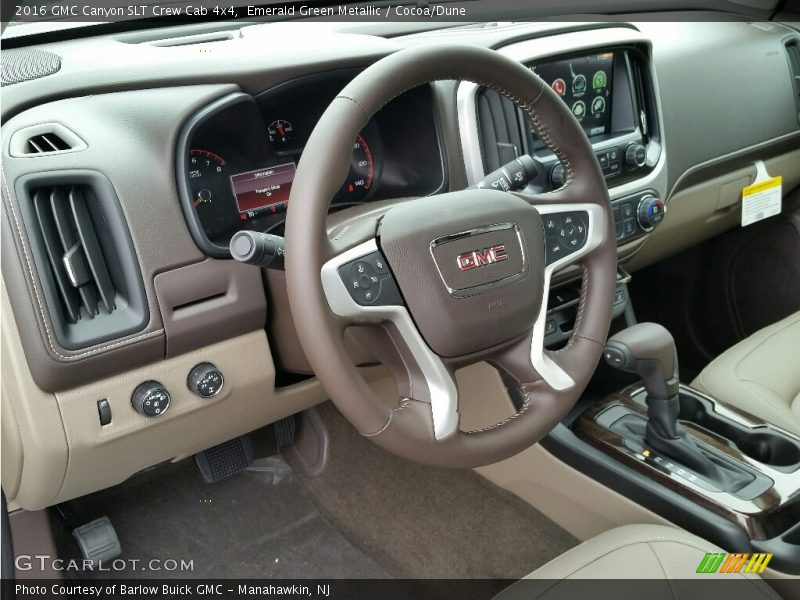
[288,403,577,580]
[54,403,575,583]
[54,456,387,579]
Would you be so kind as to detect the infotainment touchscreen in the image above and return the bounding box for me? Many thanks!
[532,52,615,138]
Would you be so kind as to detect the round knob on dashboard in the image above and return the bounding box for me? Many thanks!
[131,381,171,418]
[637,195,666,231]
[187,362,224,398]
[625,143,647,169]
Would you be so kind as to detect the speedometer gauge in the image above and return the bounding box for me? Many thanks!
[339,134,374,202]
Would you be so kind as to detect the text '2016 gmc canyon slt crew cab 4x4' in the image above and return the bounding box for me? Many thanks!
[1,2,800,599]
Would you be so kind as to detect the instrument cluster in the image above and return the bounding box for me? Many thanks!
[178,72,445,257]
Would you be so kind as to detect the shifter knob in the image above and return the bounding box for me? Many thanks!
[603,323,679,400]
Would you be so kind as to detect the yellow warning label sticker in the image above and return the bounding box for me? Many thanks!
[742,175,782,227]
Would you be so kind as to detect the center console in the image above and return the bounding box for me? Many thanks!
[576,384,800,539]
[545,319,800,573]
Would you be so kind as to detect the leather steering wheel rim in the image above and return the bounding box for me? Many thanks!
[285,44,617,468]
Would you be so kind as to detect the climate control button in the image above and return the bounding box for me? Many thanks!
[637,195,666,231]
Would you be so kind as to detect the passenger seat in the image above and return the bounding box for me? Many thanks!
[692,311,800,437]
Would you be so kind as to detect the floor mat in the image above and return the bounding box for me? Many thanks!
[288,403,577,580]
[53,456,387,579]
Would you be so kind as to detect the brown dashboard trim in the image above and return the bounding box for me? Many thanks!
[154,258,267,358]
[669,130,800,199]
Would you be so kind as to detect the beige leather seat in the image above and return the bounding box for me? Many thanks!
[692,311,800,437]
[496,524,779,599]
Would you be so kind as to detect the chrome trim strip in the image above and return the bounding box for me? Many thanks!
[320,239,459,441]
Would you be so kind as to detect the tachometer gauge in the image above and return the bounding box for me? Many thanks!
[188,149,228,207]
[267,119,293,150]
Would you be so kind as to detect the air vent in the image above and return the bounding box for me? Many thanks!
[9,123,87,158]
[786,38,800,124]
[32,186,116,323]
[26,132,71,154]
[476,88,528,173]
[16,173,148,350]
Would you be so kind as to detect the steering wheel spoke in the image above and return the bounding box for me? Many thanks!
[523,202,607,390]
[321,238,460,440]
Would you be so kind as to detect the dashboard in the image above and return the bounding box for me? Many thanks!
[2,19,799,511]
[177,71,445,257]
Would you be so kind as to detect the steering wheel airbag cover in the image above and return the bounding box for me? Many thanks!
[379,190,544,357]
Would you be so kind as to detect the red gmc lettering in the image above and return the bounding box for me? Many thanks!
[456,245,508,271]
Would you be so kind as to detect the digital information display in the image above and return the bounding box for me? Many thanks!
[533,52,615,138]
[230,162,296,215]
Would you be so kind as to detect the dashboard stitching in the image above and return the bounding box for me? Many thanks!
[1,173,165,361]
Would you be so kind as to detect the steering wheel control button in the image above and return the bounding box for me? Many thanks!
[544,212,588,265]
[557,214,588,250]
[187,363,224,398]
[131,381,171,418]
[338,251,403,306]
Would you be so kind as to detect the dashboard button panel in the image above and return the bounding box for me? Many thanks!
[612,190,664,243]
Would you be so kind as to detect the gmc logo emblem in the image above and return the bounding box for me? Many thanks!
[456,245,508,271]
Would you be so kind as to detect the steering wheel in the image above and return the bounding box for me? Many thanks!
[285,44,616,468]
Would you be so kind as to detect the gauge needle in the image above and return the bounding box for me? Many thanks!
[277,124,285,137]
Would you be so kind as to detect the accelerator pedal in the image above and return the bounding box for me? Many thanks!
[271,415,297,451]
[195,435,254,483]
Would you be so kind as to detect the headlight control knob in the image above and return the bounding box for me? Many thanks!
[637,194,666,231]
[131,381,171,418]
[187,362,224,398]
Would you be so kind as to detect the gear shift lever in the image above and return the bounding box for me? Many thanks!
[603,323,719,478]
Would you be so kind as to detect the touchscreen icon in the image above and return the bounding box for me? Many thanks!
[572,100,586,121]
[551,78,566,96]
[591,96,606,115]
[593,70,608,90]
[569,64,586,96]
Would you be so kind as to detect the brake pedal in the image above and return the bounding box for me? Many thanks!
[195,435,254,483]
[72,517,122,566]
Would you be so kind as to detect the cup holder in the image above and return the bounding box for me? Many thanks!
[679,394,800,468]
